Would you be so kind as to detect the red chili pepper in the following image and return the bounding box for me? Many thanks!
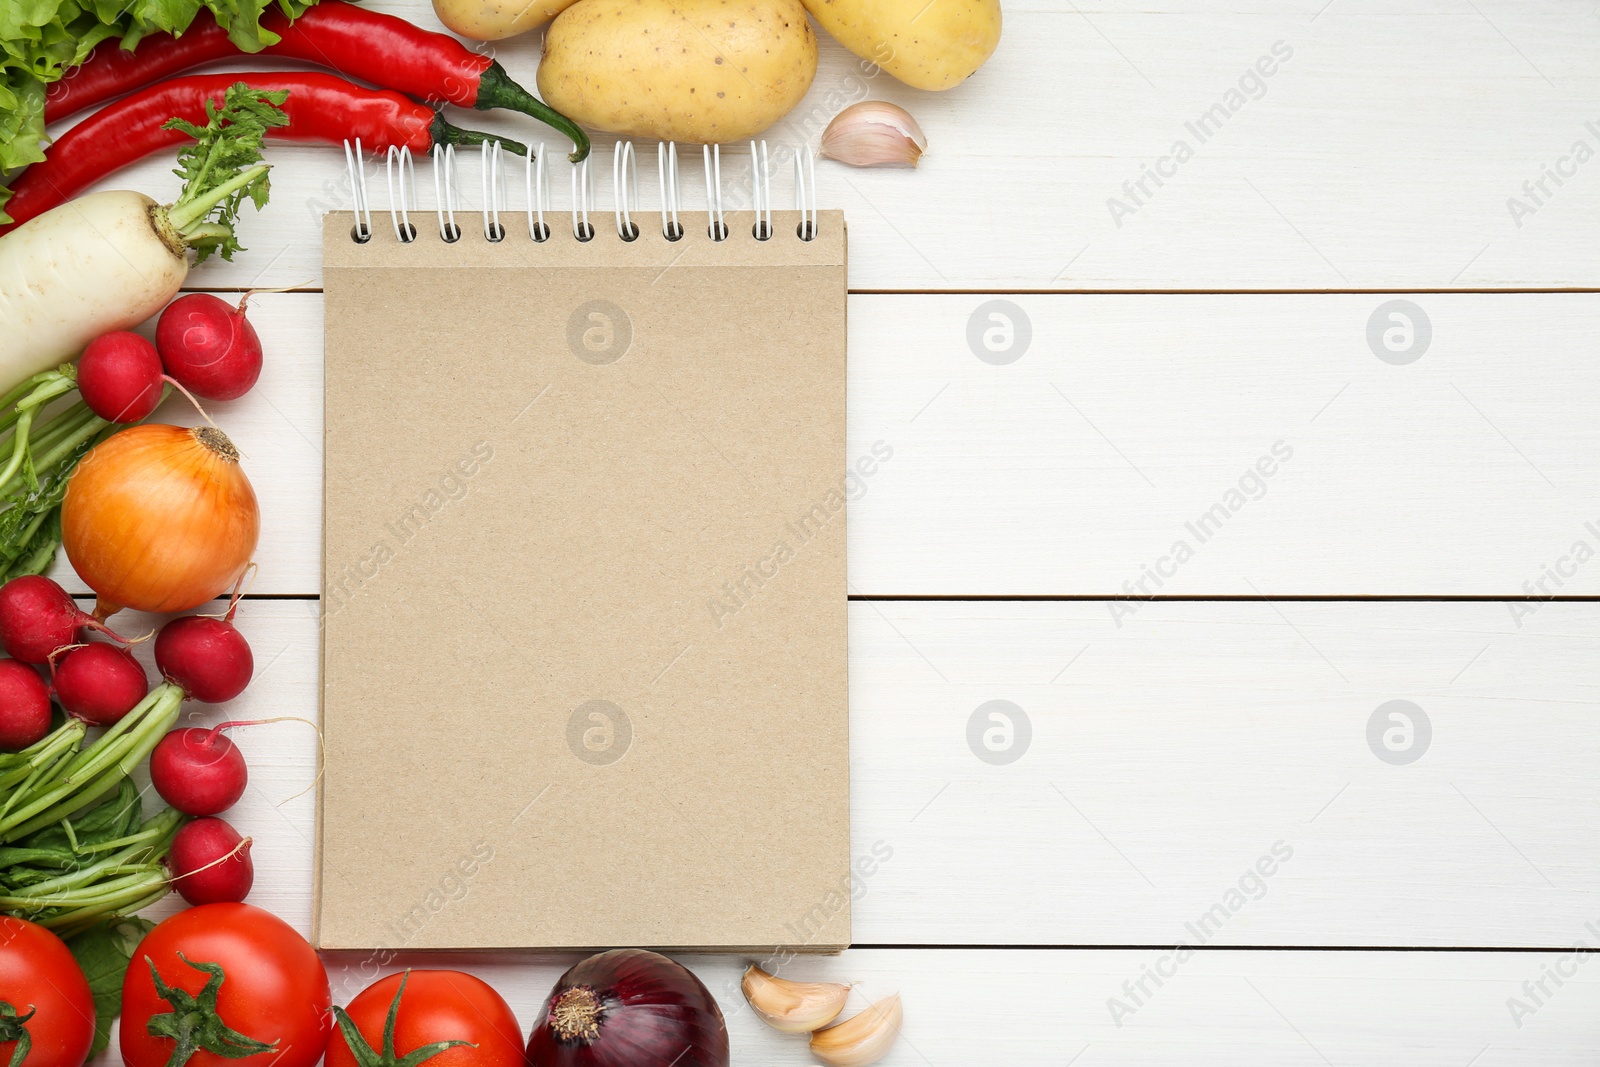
[3,73,524,233]
[43,2,587,159]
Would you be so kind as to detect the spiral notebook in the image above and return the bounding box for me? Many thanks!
[315,145,851,953]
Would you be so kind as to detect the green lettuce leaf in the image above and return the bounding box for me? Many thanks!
[64,916,155,1057]
[0,0,318,217]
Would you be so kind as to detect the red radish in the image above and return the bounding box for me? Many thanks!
[0,659,51,750]
[154,612,253,703]
[76,332,165,423]
[51,642,149,727]
[155,293,264,401]
[150,724,248,815]
[0,575,124,664]
[167,816,253,904]
[76,330,214,425]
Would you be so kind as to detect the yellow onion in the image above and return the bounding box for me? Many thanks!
[63,424,259,616]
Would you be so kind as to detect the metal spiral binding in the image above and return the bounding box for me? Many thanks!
[571,153,595,241]
[658,142,683,241]
[613,141,639,241]
[481,141,506,242]
[702,144,728,241]
[431,144,460,243]
[794,146,818,241]
[526,143,551,242]
[347,138,820,243]
[385,146,416,242]
[750,140,772,240]
[343,139,372,242]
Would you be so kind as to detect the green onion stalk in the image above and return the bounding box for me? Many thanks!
[0,365,118,583]
[0,685,188,936]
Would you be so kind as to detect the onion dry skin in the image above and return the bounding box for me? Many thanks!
[62,424,259,616]
[525,949,730,1067]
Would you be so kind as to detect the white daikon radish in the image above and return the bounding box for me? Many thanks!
[0,84,288,394]
[0,191,191,379]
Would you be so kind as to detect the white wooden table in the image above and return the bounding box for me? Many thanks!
[70,0,1600,1061]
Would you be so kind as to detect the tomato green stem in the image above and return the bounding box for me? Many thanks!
[331,971,477,1067]
[0,1001,34,1067]
[146,954,279,1067]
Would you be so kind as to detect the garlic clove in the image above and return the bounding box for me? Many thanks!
[809,993,903,1067]
[741,965,850,1033]
[820,102,927,168]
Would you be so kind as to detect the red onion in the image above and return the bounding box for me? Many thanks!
[524,949,730,1067]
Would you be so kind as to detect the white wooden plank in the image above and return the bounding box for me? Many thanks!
[847,291,1600,595]
[88,947,1600,1066]
[104,599,1600,948]
[847,599,1600,947]
[57,292,1599,597]
[50,0,1600,290]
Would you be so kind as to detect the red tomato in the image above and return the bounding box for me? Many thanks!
[121,903,331,1067]
[0,917,94,1067]
[326,970,523,1067]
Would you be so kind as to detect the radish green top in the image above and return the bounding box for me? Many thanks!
[161,84,290,263]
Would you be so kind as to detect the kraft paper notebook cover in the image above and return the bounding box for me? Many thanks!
[315,188,849,952]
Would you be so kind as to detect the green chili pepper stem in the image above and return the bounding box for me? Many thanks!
[471,62,590,162]
[428,113,528,158]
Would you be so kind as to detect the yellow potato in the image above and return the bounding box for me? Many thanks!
[802,0,1000,90]
[433,0,577,40]
[537,0,818,143]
